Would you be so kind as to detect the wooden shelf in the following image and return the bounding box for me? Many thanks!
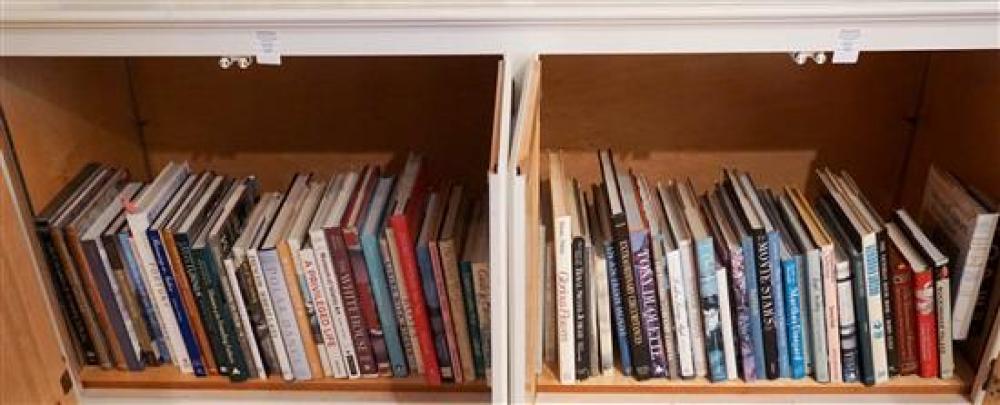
[80,367,490,393]
[536,360,972,395]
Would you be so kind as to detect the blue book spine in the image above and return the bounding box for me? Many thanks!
[361,232,408,377]
[695,238,726,382]
[118,231,169,363]
[782,257,806,379]
[605,242,633,375]
[741,236,764,380]
[147,230,206,376]
[416,243,454,380]
[259,249,312,380]
[460,261,485,378]
[768,231,790,378]
[632,232,666,378]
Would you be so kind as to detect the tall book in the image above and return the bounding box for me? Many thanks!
[109,214,159,367]
[575,183,600,377]
[660,181,706,378]
[657,183,695,379]
[567,179,590,380]
[702,191,741,381]
[386,154,443,384]
[461,198,489,378]
[637,178,679,379]
[549,151,576,383]
[124,162,193,372]
[597,150,649,379]
[896,209,953,378]
[595,182,634,376]
[620,172,666,379]
[886,222,920,376]
[428,184,465,383]
[383,224,420,375]
[759,190,807,380]
[438,185,477,382]
[920,166,999,340]
[707,187,754,381]
[416,191,455,381]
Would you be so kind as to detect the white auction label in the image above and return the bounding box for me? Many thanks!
[833,28,862,64]
[253,31,282,66]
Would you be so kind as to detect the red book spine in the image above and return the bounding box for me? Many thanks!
[430,239,464,383]
[326,227,377,376]
[345,227,391,375]
[390,214,442,385]
[912,268,938,378]
[890,249,918,375]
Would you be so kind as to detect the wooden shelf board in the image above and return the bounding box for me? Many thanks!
[536,359,972,395]
[80,366,489,392]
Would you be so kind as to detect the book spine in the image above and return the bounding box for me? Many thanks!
[807,250,830,383]
[472,261,491,377]
[877,233,898,377]
[835,261,860,383]
[313,231,360,379]
[127,214,189,372]
[360,232,408,377]
[382,235,418,375]
[293,248,331,378]
[594,245,615,375]
[651,241,678,379]
[234,256,274,377]
[430,239,464,383]
[346,230,391,376]
[217,257,257,380]
[37,225,99,365]
[862,235,889,384]
[100,236,145,370]
[612,214,651,379]
[681,241,707,378]
[248,249,293,380]
[120,233,169,363]
[82,239,138,370]
[849,246,875,385]
[695,238,725,382]
[634,232,667,378]
[666,249,694,378]
[167,234,218,375]
[728,245,755,381]
[781,257,806,379]
[716,266,737,381]
[754,231,780,379]
[440,238,475,382]
[389,215,442,384]
[148,231,205,376]
[795,255,811,376]
[177,236,228,375]
[416,239,454,381]
[952,215,999,340]
[62,232,114,369]
[891,252,918,375]
[460,261,485,378]
[912,269,939,378]
[260,249,312,380]
[302,248,346,378]
[112,234,157,366]
[572,237,590,380]
[741,236,765,380]
[199,246,251,381]
[224,258,267,379]
[604,241,633,376]
[934,265,954,379]
[328,228,377,377]
[820,246,841,383]
[767,232,790,379]
[585,241,599,378]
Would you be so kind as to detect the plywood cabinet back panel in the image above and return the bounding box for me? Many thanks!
[130,56,501,190]
[0,58,148,213]
[540,53,929,212]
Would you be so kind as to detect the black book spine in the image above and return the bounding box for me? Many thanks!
[754,230,780,379]
[572,237,590,379]
[36,224,99,365]
[876,231,898,377]
[611,213,651,379]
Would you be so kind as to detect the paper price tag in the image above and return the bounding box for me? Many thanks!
[253,31,282,66]
[833,28,862,64]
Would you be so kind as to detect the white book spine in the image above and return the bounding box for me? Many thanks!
[820,245,841,383]
[680,240,707,377]
[555,215,575,384]
[936,275,954,378]
[126,213,191,373]
[585,243,600,376]
[594,251,614,374]
[224,257,267,379]
[953,215,999,339]
[806,249,829,383]
[310,230,360,379]
[716,266,737,381]
[667,249,694,377]
[247,248,293,381]
[862,233,889,383]
[301,247,346,378]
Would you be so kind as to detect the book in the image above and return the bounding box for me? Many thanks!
[886,222,920,376]
[567,180,591,379]
[587,186,616,375]
[383,224,420,375]
[575,183,600,377]
[896,209,953,378]
[965,185,1000,364]
[108,215,158,367]
[428,184,465,383]
[620,172,665,379]
[660,181,705,378]
[461,198,489,378]
[124,162,193,372]
[595,182,634,376]
[416,191,455,381]
[759,190,806,380]
[702,191,740,381]
[247,193,292,379]
[438,184,477,382]
[637,178,679,379]
[386,154,442,384]
[920,166,999,340]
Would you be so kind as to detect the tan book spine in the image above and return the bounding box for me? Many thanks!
[53,227,113,368]
[163,231,217,374]
[440,237,475,382]
[278,241,325,378]
[112,268,154,363]
[67,227,126,369]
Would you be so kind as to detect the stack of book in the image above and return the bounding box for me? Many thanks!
[35,154,491,384]
[543,151,999,385]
